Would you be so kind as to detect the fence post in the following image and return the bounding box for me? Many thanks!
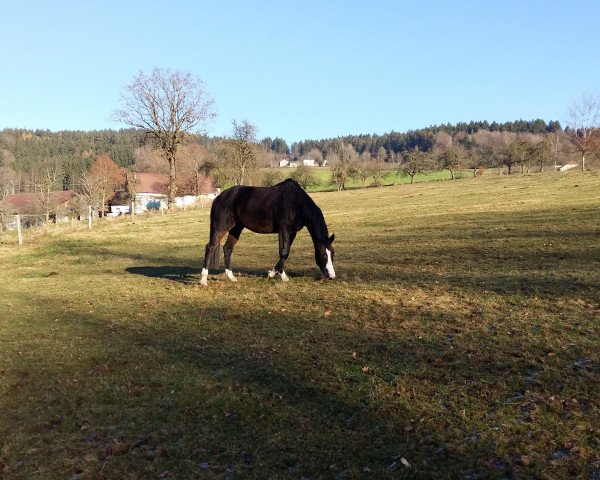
[16,214,23,245]
[88,206,92,230]
[131,202,135,223]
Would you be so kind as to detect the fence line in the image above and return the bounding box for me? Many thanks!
[2,201,213,245]
[16,214,23,246]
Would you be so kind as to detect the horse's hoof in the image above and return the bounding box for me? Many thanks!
[268,270,277,278]
[225,269,237,282]
[200,279,208,286]
[280,272,289,282]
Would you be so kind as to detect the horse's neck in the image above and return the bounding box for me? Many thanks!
[303,201,328,245]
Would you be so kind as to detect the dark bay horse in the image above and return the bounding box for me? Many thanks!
[200,179,335,285]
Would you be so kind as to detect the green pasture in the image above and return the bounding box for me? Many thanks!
[265,166,471,192]
[1,172,599,479]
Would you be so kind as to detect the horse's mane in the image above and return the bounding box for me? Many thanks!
[279,179,329,243]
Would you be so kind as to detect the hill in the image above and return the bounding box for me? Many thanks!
[1,172,599,478]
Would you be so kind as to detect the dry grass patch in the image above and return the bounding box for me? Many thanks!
[1,172,599,479]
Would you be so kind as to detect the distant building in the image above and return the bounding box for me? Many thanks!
[279,159,289,168]
[288,161,299,168]
[302,159,315,167]
[3,190,80,228]
[125,172,218,213]
[557,163,579,172]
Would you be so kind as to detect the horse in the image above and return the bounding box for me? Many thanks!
[200,179,335,285]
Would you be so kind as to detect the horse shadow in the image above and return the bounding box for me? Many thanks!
[126,265,270,284]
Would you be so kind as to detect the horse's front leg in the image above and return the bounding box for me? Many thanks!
[269,230,296,282]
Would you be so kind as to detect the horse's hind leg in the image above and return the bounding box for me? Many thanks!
[201,223,231,286]
[223,223,243,282]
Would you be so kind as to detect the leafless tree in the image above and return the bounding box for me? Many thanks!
[113,68,216,205]
[567,93,600,171]
[436,144,464,179]
[329,143,358,191]
[399,148,431,184]
[216,120,262,186]
[81,155,125,217]
[0,196,14,231]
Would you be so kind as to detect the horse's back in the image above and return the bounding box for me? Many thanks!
[211,184,278,233]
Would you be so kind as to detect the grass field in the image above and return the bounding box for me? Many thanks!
[1,172,599,479]
[265,166,472,192]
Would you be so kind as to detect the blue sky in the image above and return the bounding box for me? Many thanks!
[1,0,599,144]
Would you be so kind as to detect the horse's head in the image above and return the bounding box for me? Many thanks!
[315,234,336,280]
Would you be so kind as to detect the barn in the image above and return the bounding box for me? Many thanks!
[2,190,80,229]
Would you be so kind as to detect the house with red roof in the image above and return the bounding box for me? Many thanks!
[121,172,218,214]
[2,190,80,228]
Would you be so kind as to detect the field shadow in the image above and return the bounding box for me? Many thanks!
[126,266,202,284]
[4,288,599,478]
[126,265,272,284]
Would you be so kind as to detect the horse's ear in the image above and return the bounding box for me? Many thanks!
[329,234,335,243]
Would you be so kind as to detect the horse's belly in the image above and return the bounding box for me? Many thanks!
[243,219,276,234]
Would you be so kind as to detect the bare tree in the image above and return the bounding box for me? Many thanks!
[32,157,65,222]
[329,143,358,191]
[400,148,431,184]
[81,154,125,217]
[567,94,600,171]
[113,68,216,206]
[530,136,553,172]
[547,131,569,171]
[436,144,464,179]
[132,145,169,174]
[290,164,317,190]
[0,197,14,231]
[217,120,262,186]
[367,161,389,187]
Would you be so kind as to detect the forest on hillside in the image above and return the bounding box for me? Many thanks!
[0,117,595,203]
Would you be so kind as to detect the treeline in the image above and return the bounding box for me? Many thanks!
[290,119,563,158]
[0,116,593,200]
[0,128,212,193]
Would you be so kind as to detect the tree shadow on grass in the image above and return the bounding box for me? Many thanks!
[4,289,599,479]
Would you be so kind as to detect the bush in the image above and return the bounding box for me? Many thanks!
[290,165,317,190]
[262,170,284,187]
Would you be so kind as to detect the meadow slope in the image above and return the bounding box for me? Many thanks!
[1,172,599,479]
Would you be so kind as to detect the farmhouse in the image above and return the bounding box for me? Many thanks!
[302,159,315,167]
[125,172,218,213]
[288,161,300,168]
[3,190,80,229]
[279,159,289,168]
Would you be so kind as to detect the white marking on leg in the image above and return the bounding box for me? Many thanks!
[325,249,336,279]
[200,268,208,286]
[225,269,237,282]
[268,270,277,278]
[280,271,289,282]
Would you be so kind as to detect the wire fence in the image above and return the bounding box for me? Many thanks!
[1,199,211,246]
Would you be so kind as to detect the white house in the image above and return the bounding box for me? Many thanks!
[125,172,218,213]
[279,159,289,168]
[302,159,315,167]
[288,161,299,168]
